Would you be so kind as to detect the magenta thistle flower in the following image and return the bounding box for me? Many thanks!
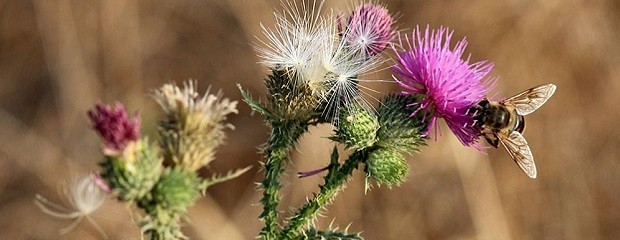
[392,26,494,147]
[342,3,395,56]
[88,103,140,156]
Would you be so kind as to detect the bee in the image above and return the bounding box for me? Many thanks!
[470,84,557,179]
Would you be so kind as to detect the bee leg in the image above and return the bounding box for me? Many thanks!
[484,133,499,148]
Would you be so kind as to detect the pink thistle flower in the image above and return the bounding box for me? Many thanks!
[392,26,495,147]
[88,103,140,156]
[342,3,395,56]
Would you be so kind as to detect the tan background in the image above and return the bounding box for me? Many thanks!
[0,0,618,239]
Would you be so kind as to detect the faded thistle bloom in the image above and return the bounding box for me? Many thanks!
[152,81,238,171]
[88,103,140,156]
[392,26,495,147]
[341,3,395,56]
[35,173,108,238]
[255,1,391,123]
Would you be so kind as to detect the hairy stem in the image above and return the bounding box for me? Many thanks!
[279,148,371,239]
[259,120,308,239]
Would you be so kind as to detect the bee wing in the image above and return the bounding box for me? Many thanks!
[497,131,537,179]
[502,84,556,116]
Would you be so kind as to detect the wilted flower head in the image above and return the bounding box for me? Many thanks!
[88,103,140,156]
[255,1,390,124]
[341,3,395,56]
[152,81,238,171]
[392,26,494,147]
[35,173,108,238]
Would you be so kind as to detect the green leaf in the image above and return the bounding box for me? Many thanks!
[201,166,252,191]
[237,83,271,117]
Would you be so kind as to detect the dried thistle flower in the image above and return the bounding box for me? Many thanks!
[152,81,238,171]
[392,26,495,147]
[88,103,140,156]
[35,173,108,238]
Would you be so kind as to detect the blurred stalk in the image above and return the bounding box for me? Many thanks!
[448,136,512,240]
[33,0,100,142]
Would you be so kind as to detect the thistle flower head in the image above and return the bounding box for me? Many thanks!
[152,81,238,171]
[341,3,395,56]
[88,103,140,156]
[35,173,108,237]
[392,26,494,147]
[256,1,389,124]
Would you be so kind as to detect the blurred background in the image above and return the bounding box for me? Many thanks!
[1,0,619,239]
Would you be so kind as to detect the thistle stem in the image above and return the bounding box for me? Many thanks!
[259,120,308,239]
[279,148,370,239]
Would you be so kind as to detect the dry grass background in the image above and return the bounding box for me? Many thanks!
[0,0,619,239]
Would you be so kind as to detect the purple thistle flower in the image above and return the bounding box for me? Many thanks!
[88,103,140,156]
[392,26,495,147]
[342,3,395,56]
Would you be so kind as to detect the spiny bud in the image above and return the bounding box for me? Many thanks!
[364,148,408,190]
[332,105,379,149]
[99,139,162,202]
[140,206,186,240]
[139,168,200,239]
[152,167,200,211]
[376,94,428,153]
[266,68,320,120]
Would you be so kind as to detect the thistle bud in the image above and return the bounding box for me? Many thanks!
[152,167,200,210]
[99,139,162,202]
[365,148,408,189]
[376,94,428,153]
[332,105,379,149]
[138,168,199,238]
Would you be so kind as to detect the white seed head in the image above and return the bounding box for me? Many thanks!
[255,0,327,84]
[35,173,107,238]
[256,1,390,125]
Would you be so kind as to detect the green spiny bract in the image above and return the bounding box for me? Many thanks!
[99,139,162,202]
[266,68,320,121]
[152,167,201,211]
[138,167,201,239]
[140,205,187,240]
[364,148,408,190]
[332,105,379,150]
[376,94,428,153]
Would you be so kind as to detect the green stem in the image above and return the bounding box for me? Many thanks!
[279,148,371,239]
[259,120,308,239]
